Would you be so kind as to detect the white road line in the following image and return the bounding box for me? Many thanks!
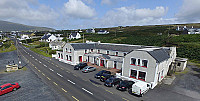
[35,59,38,61]
[43,64,47,67]
[57,73,63,77]
[49,68,54,71]
[68,80,75,85]
[39,61,41,63]
[32,57,34,58]
[82,88,93,95]
[30,55,32,56]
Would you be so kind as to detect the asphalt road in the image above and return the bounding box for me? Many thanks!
[16,41,131,101]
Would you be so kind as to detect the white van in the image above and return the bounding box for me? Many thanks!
[130,81,150,96]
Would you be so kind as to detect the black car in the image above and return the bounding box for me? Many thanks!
[100,73,114,82]
[94,70,111,79]
[116,80,135,91]
[74,63,87,70]
[104,77,122,87]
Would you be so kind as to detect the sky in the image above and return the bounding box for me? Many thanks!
[0,0,200,30]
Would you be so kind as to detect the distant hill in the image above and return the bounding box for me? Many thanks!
[0,20,54,32]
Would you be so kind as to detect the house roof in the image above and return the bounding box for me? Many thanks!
[41,34,51,39]
[49,41,66,46]
[71,32,78,37]
[147,49,170,63]
[0,42,3,46]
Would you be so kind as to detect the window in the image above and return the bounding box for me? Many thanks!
[85,49,87,54]
[69,49,72,53]
[130,70,137,79]
[115,52,118,56]
[61,54,63,59]
[142,60,148,68]
[58,53,60,58]
[66,48,67,52]
[98,50,100,53]
[66,55,68,60]
[91,49,93,52]
[130,58,136,65]
[177,63,181,66]
[138,71,146,81]
[124,53,126,56]
[161,70,164,78]
[138,59,140,66]
[69,56,72,61]
[107,51,109,55]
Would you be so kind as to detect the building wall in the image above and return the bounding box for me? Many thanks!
[123,51,157,83]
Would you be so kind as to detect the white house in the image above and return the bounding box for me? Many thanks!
[49,41,66,50]
[86,28,95,33]
[47,34,57,42]
[97,30,109,34]
[69,32,81,39]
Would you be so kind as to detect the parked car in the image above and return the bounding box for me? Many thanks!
[74,63,87,70]
[82,66,96,73]
[94,70,111,79]
[129,81,150,97]
[100,73,114,82]
[104,77,122,87]
[0,82,20,96]
[116,80,135,91]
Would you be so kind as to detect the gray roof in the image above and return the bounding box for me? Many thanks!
[147,49,170,63]
[50,41,66,46]
[71,32,78,37]
[71,43,95,50]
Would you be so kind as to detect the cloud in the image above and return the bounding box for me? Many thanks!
[98,6,168,27]
[0,0,59,27]
[101,0,112,5]
[175,0,200,23]
[83,0,94,5]
[63,0,96,19]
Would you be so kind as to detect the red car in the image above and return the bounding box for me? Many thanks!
[0,82,20,95]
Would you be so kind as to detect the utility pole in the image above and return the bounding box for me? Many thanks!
[83,33,84,43]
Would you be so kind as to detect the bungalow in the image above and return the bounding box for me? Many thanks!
[97,30,109,34]
[69,32,81,39]
[0,42,3,47]
[40,34,59,42]
[49,41,66,50]
[86,28,95,33]
[55,41,186,89]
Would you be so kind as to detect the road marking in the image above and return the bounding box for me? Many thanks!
[49,68,54,71]
[43,64,47,67]
[52,63,54,65]
[68,80,75,85]
[72,96,79,101]
[35,59,38,61]
[60,68,64,70]
[57,73,63,77]
[122,98,129,101]
[82,88,93,95]
[28,53,29,54]
[53,82,58,86]
[73,74,77,77]
[61,88,67,93]
[105,90,113,94]
[39,61,41,63]
[30,55,31,56]
[38,70,41,72]
[91,83,99,87]
[47,77,51,80]
[32,57,34,58]
[42,73,45,76]
[66,71,70,73]
[56,65,58,67]
[82,79,87,81]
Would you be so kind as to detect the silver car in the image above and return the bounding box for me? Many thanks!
[82,66,96,73]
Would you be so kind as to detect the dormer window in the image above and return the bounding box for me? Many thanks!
[66,48,67,52]
[91,49,93,52]
[85,49,87,54]
[69,49,72,53]
[107,51,109,55]
[115,52,118,56]
[124,53,126,56]
[98,50,100,53]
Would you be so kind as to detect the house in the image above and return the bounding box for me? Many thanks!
[40,33,59,42]
[47,34,57,42]
[97,30,109,34]
[54,41,186,89]
[86,28,95,33]
[19,32,36,40]
[0,42,3,47]
[69,32,81,39]
[49,41,66,50]
[40,34,51,42]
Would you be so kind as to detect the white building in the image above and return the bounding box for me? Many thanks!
[69,32,81,39]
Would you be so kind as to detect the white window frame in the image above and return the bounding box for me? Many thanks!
[130,57,136,65]
[138,70,147,81]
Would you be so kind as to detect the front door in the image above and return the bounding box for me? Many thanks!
[100,60,104,66]
[79,56,82,62]
[114,61,117,69]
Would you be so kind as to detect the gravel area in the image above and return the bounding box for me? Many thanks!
[0,51,65,101]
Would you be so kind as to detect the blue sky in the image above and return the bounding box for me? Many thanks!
[0,0,199,30]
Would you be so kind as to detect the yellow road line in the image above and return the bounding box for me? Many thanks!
[56,65,58,67]
[53,82,58,86]
[105,90,113,94]
[91,83,99,87]
[122,98,129,101]
[66,71,70,73]
[73,74,77,77]
[61,68,64,70]
[61,88,67,93]
[47,77,51,80]
[72,96,79,101]
[42,73,45,76]
[35,67,37,69]
[38,70,41,72]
